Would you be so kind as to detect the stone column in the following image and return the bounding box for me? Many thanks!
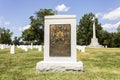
[92,17,96,38]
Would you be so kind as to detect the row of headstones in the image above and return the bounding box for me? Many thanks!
[76,45,108,52]
[10,45,43,54]
[0,44,86,54]
[0,44,10,49]
[0,44,16,54]
[76,45,86,53]
[17,45,43,52]
[0,44,43,54]
[16,45,86,53]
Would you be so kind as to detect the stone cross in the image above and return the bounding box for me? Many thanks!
[87,16,103,48]
[92,17,96,38]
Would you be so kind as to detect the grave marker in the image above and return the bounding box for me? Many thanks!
[36,15,83,72]
[10,45,15,54]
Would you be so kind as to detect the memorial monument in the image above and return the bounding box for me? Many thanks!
[36,15,83,72]
[87,17,103,48]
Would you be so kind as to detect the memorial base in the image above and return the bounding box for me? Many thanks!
[36,61,83,72]
[87,38,103,48]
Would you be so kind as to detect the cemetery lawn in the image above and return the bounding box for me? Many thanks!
[0,48,120,80]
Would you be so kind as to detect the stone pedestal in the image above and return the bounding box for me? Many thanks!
[36,15,83,72]
[88,38,103,48]
[36,61,83,72]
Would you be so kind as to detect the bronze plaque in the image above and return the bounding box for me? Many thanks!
[50,24,71,56]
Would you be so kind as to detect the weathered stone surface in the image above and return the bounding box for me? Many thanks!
[36,61,83,72]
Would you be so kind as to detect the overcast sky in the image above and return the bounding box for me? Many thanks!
[0,0,120,38]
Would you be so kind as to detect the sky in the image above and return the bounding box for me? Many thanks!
[0,0,120,39]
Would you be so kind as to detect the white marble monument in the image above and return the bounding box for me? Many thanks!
[87,17,103,48]
[36,15,83,72]
[1,44,4,49]
[38,45,42,52]
[10,45,15,54]
[30,43,33,49]
[24,45,28,52]
[76,45,86,53]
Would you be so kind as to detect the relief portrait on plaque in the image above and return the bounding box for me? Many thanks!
[50,24,71,56]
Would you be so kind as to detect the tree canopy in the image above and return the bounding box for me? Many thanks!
[21,9,120,47]
[117,24,120,32]
[12,36,21,45]
[22,9,56,44]
[77,13,103,45]
[77,13,120,47]
[0,27,13,44]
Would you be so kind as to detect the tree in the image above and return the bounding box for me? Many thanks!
[117,24,120,32]
[12,36,21,45]
[112,32,120,47]
[22,29,35,42]
[0,27,13,44]
[98,30,111,46]
[77,13,103,45]
[22,9,56,44]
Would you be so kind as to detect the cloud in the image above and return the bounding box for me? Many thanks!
[95,13,102,18]
[19,25,31,31]
[103,7,120,20]
[55,4,70,12]
[0,17,10,26]
[23,25,31,30]
[4,21,10,25]
[102,21,120,30]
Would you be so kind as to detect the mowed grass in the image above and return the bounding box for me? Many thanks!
[0,48,120,80]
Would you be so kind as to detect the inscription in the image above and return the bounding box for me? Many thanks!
[50,24,71,56]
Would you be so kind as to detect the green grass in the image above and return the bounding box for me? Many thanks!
[0,48,120,80]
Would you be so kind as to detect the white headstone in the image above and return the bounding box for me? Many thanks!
[36,15,83,72]
[38,45,42,52]
[10,45,15,54]
[77,45,86,53]
[105,45,107,48]
[30,43,33,49]
[1,44,4,49]
[24,46,28,52]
